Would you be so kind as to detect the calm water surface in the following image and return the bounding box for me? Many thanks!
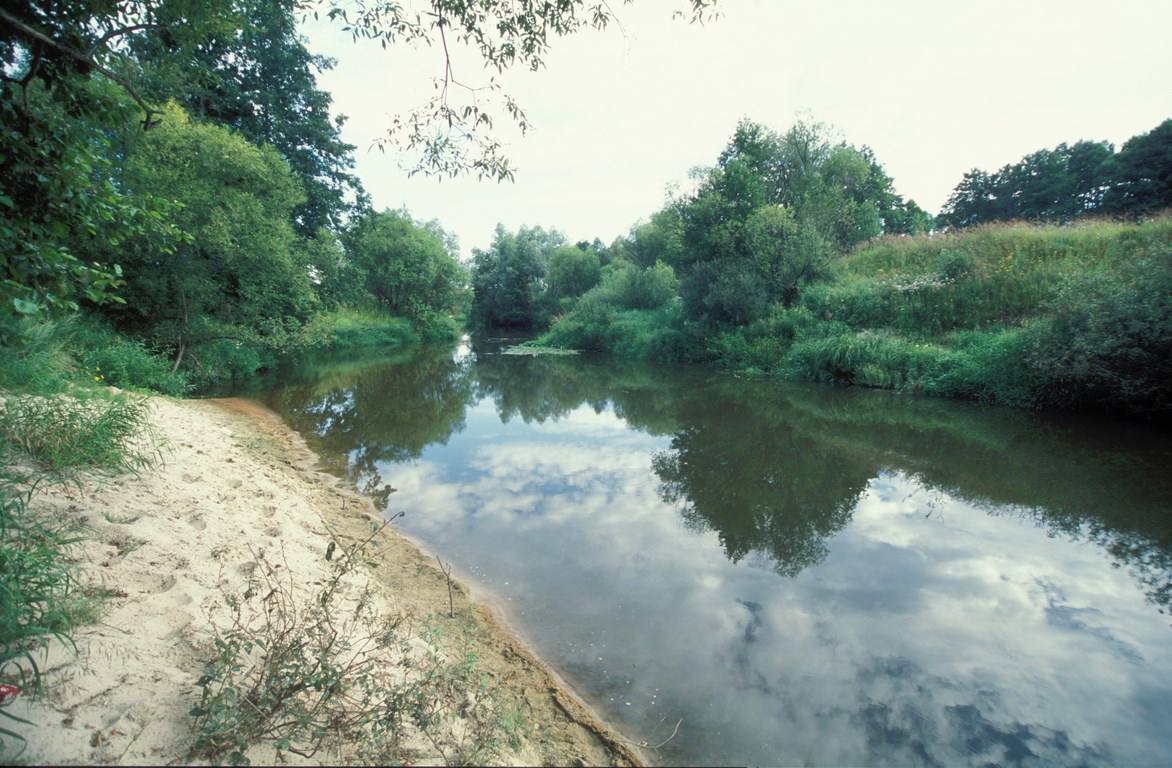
[241,339,1172,767]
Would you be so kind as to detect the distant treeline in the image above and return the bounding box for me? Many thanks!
[939,119,1172,227]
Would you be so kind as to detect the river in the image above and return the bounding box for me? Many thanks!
[236,337,1172,767]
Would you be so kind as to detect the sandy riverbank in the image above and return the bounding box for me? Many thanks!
[9,395,642,766]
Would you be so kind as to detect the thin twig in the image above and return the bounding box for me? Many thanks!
[435,555,455,618]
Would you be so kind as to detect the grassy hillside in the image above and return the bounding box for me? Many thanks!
[540,216,1172,416]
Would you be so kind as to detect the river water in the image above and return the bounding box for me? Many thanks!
[239,338,1172,767]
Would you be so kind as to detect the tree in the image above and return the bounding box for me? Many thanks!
[546,246,601,298]
[744,206,833,308]
[667,118,906,325]
[130,0,367,235]
[346,210,465,322]
[470,225,564,327]
[0,78,182,321]
[111,103,317,362]
[939,169,998,228]
[1105,119,1172,215]
[0,2,237,321]
[936,126,1172,227]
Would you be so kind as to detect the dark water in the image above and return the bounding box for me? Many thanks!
[241,338,1172,767]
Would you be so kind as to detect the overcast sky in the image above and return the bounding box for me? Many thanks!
[301,0,1172,257]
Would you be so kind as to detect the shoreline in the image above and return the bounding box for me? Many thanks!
[9,394,644,766]
[212,396,648,767]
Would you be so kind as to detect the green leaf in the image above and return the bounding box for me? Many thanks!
[12,297,40,315]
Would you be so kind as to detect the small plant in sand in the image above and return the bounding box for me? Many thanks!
[190,526,523,766]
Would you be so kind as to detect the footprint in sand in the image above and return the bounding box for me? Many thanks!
[143,573,176,594]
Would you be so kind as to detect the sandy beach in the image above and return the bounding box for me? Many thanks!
[8,394,642,766]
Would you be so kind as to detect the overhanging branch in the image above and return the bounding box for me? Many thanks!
[0,8,160,129]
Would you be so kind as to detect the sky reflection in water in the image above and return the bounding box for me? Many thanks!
[253,342,1172,767]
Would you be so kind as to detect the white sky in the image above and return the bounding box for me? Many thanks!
[301,0,1172,257]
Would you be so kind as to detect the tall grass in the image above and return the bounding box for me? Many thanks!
[0,392,164,757]
[0,315,190,396]
[0,395,163,474]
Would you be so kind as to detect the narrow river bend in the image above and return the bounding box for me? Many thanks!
[237,338,1172,767]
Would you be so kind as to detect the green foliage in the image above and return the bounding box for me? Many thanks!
[940,118,1172,227]
[111,103,317,356]
[744,206,833,308]
[0,394,162,474]
[303,309,420,351]
[543,214,1172,416]
[301,229,365,311]
[584,260,680,312]
[659,118,922,325]
[0,79,181,320]
[546,246,601,298]
[539,300,690,362]
[69,318,191,396]
[0,315,189,396]
[0,319,74,395]
[1105,118,1172,215]
[345,210,465,323]
[0,469,90,756]
[0,386,161,756]
[1029,248,1172,413]
[470,224,565,328]
[132,0,367,235]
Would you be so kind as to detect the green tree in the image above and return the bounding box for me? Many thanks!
[300,227,363,309]
[130,0,367,235]
[470,225,564,328]
[346,210,465,322]
[744,206,833,308]
[668,118,903,324]
[1105,119,1172,215]
[111,103,317,363]
[546,246,601,298]
[0,79,181,321]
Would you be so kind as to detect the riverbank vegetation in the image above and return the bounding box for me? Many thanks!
[464,117,1172,417]
[0,3,469,397]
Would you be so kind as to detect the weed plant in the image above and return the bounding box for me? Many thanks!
[191,527,520,766]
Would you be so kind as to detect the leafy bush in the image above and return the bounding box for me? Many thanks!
[1028,250,1172,413]
[930,328,1042,408]
[0,315,190,396]
[304,309,419,351]
[781,330,953,390]
[68,321,191,396]
[0,319,74,395]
